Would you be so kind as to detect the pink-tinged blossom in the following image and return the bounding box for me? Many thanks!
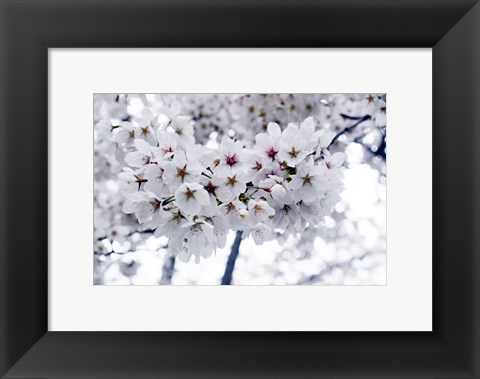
[216,136,245,176]
[155,131,177,159]
[254,122,282,162]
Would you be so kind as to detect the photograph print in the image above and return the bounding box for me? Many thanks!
[94,93,386,285]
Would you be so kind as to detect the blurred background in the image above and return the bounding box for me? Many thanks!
[94,94,386,285]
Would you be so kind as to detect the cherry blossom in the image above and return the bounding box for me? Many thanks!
[115,111,347,263]
[125,139,158,168]
[174,182,210,216]
[161,150,203,189]
[289,163,328,203]
[277,122,314,167]
[249,222,272,245]
[94,93,386,283]
[216,136,245,176]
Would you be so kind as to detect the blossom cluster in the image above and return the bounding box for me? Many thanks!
[93,93,386,147]
[116,113,344,264]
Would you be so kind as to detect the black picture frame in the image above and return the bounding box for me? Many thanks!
[1,0,479,378]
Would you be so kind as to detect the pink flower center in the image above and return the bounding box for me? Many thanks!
[266,147,278,159]
[225,154,238,167]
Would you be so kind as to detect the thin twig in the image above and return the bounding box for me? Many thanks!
[330,114,372,145]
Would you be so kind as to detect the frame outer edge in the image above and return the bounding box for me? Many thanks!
[0,0,479,378]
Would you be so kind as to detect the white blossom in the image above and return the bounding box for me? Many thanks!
[125,139,158,168]
[277,123,313,167]
[113,107,348,264]
[162,151,203,190]
[245,222,272,245]
[173,219,216,263]
[289,163,328,203]
[220,200,248,231]
[247,199,275,223]
[174,182,210,216]
[168,115,195,147]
